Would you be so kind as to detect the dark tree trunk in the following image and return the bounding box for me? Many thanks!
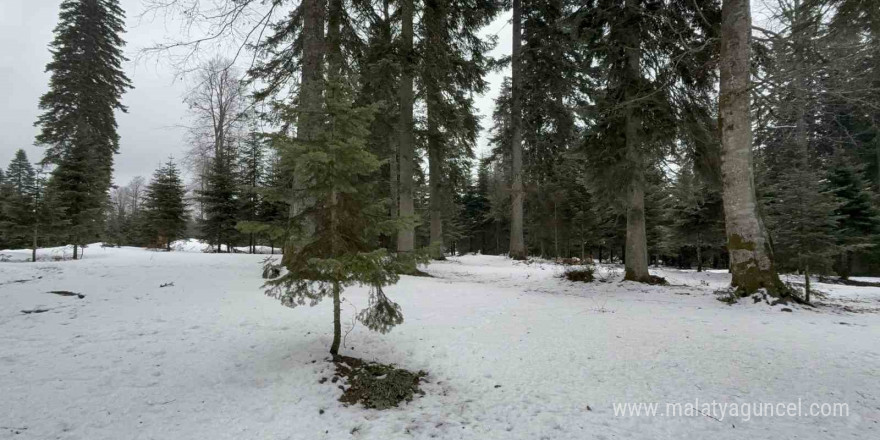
[508,0,526,260]
[397,0,415,254]
[330,282,342,356]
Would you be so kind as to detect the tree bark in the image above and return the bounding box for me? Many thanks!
[330,282,341,356]
[508,0,527,260]
[719,0,783,294]
[622,0,650,282]
[32,223,37,262]
[425,0,444,259]
[804,264,811,303]
[396,0,416,254]
[624,182,651,281]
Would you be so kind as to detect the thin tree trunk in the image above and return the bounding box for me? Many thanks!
[804,264,811,303]
[73,242,78,260]
[330,282,342,356]
[697,233,703,272]
[508,0,526,260]
[553,201,559,259]
[32,223,38,262]
[397,0,415,254]
[720,0,783,294]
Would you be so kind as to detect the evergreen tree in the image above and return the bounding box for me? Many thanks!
[265,78,421,356]
[237,130,267,253]
[198,149,240,252]
[34,0,132,259]
[827,150,880,278]
[764,146,839,303]
[576,0,719,282]
[143,159,188,251]
[669,162,725,272]
[0,150,37,250]
[419,0,500,258]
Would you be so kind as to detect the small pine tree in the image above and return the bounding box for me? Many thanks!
[198,149,240,252]
[143,159,188,250]
[265,79,423,356]
[0,150,38,250]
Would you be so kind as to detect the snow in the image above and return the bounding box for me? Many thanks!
[1,249,878,439]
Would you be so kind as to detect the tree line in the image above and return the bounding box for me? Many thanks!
[12,0,879,352]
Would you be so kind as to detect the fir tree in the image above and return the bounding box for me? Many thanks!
[237,130,267,253]
[34,0,132,259]
[265,77,422,356]
[764,147,839,302]
[198,149,240,252]
[143,159,188,251]
[576,0,720,282]
[0,150,37,250]
[827,150,880,278]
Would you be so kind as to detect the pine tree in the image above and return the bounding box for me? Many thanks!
[420,0,500,259]
[764,146,839,303]
[576,0,720,282]
[237,130,267,253]
[0,150,37,250]
[143,159,188,251]
[265,78,421,356]
[34,0,132,259]
[827,150,880,278]
[198,149,240,252]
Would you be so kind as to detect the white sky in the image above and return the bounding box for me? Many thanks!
[0,0,511,186]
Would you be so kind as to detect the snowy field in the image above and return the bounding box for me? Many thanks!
[1,246,879,439]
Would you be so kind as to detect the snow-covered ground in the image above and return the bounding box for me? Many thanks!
[1,248,878,439]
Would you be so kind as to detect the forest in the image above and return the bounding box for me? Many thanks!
[0,0,879,438]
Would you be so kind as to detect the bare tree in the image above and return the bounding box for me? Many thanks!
[182,57,248,209]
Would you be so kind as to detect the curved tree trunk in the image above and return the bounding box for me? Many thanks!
[508,0,526,260]
[397,0,416,254]
[720,0,782,294]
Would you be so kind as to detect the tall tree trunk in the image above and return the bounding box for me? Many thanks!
[622,0,650,282]
[73,242,78,260]
[425,0,444,259]
[508,0,527,260]
[719,0,783,294]
[396,0,416,254]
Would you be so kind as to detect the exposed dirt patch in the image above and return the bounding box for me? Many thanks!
[332,355,426,410]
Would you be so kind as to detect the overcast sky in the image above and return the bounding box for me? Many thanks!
[0,0,511,186]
